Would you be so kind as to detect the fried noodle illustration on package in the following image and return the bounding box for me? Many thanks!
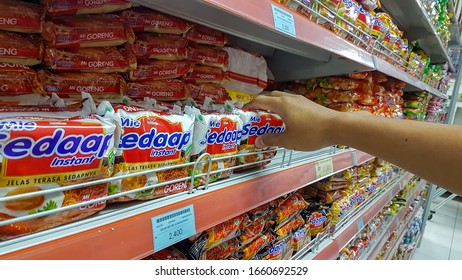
[0,104,119,240]
[108,104,194,202]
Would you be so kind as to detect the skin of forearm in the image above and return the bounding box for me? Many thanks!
[331,112,462,193]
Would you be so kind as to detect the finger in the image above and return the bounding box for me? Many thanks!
[243,94,281,112]
[267,90,292,97]
[255,133,287,149]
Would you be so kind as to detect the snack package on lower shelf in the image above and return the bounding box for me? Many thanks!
[176,213,250,260]
[105,103,194,202]
[0,106,119,240]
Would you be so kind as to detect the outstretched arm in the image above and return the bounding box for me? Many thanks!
[245,91,462,194]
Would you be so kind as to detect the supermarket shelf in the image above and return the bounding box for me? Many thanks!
[449,0,461,45]
[364,179,426,260]
[0,148,373,260]
[305,172,415,260]
[133,0,375,82]
[381,0,455,71]
[374,57,448,98]
[405,230,424,260]
[133,0,450,94]
[382,187,426,260]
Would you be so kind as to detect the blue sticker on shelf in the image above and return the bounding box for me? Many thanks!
[388,191,393,201]
[151,205,196,252]
[271,4,296,37]
[357,218,364,232]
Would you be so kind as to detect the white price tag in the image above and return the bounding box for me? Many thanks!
[151,205,196,252]
[271,4,297,37]
[315,158,334,179]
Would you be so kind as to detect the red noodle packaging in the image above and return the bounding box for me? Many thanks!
[104,103,194,202]
[123,7,230,103]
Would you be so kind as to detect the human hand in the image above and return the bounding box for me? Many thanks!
[244,91,340,151]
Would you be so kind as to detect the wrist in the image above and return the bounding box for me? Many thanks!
[325,111,358,147]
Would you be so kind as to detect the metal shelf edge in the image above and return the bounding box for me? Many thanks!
[312,172,414,260]
[365,180,426,260]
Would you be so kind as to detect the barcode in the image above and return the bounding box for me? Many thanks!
[156,208,190,223]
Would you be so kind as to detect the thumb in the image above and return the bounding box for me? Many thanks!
[255,133,286,148]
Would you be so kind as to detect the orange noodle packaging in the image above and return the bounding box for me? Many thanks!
[0,0,45,33]
[42,14,135,48]
[199,237,240,260]
[241,231,274,260]
[185,213,249,259]
[103,103,194,202]
[42,0,132,16]
[0,101,119,240]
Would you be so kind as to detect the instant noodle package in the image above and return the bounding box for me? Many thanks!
[42,14,135,48]
[41,0,132,15]
[107,103,194,202]
[234,108,285,170]
[185,104,243,185]
[0,100,119,240]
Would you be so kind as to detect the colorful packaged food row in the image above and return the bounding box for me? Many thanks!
[144,159,405,260]
[0,1,235,102]
[274,0,449,90]
[302,159,399,235]
[0,63,232,104]
[158,191,312,260]
[403,91,432,121]
[281,71,406,119]
[0,94,285,240]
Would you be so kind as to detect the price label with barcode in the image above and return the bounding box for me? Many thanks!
[271,4,297,37]
[315,157,334,179]
[151,205,196,252]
